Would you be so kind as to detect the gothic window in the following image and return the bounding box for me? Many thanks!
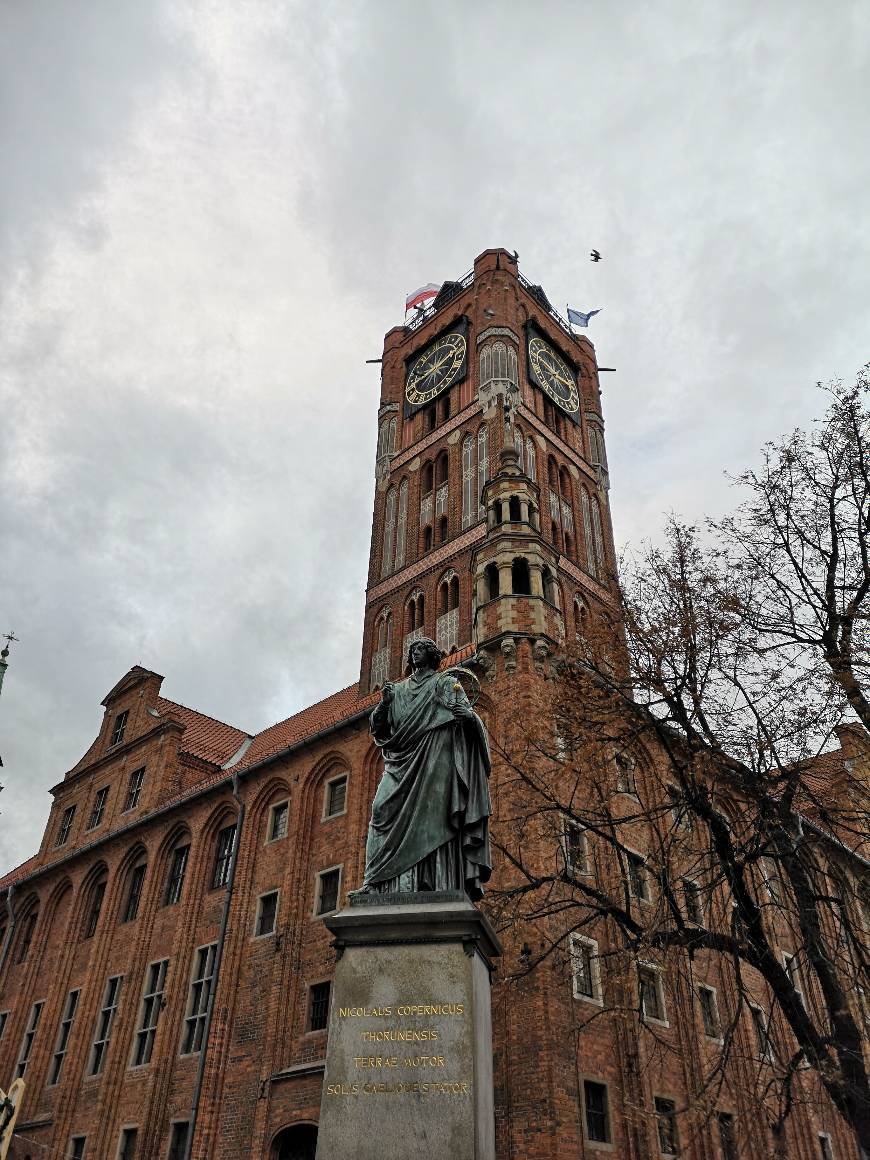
[479,345,491,388]
[269,801,289,841]
[436,570,460,654]
[394,479,408,569]
[548,456,558,488]
[388,416,397,454]
[371,608,392,689]
[381,486,397,578]
[485,563,500,601]
[436,451,448,485]
[591,497,605,576]
[509,496,521,522]
[15,1001,43,1079]
[573,595,588,641]
[439,391,451,422]
[461,435,475,528]
[581,489,604,577]
[512,557,531,596]
[90,975,123,1075]
[526,436,537,483]
[438,516,448,543]
[182,945,217,1054]
[132,959,168,1067]
[14,903,38,964]
[514,426,525,472]
[49,988,80,1084]
[422,461,434,495]
[211,824,237,889]
[477,423,488,519]
[542,567,559,606]
[423,526,433,552]
[121,861,147,924]
[425,404,437,433]
[480,341,518,391]
[164,843,190,905]
[83,877,106,939]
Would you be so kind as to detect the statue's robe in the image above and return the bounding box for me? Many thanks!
[362,669,492,900]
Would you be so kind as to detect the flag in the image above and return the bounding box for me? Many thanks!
[405,283,440,313]
[567,306,601,328]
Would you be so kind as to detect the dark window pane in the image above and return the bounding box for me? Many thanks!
[326,777,347,817]
[122,865,146,923]
[270,802,289,840]
[317,869,340,915]
[655,1097,678,1155]
[718,1113,738,1160]
[309,982,331,1031]
[168,1123,189,1160]
[110,710,129,746]
[256,892,279,937]
[84,881,106,939]
[164,845,189,906]
[583,1080,610,1143]
[211,825,236,889]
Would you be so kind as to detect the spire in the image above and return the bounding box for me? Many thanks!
[0,631,17,700]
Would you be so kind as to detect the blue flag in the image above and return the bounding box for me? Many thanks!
[567,307,601,328]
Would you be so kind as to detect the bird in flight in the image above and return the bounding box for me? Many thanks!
[590,249,602,262]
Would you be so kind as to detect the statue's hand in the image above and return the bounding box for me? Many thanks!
[451,702,474,720]
[381,681,395,704]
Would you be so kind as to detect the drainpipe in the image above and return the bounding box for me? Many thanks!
[182,773,245,1160]
[0,884,15,978]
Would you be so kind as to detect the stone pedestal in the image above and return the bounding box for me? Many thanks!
[315,892,501,1160]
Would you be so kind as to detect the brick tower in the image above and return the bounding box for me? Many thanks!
[360,247,617,696]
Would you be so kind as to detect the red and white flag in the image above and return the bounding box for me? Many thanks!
[405,283,440,313]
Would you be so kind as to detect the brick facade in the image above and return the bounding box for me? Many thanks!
[0,250,860,1159]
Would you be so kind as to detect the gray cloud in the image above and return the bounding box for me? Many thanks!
[1,0,869,872]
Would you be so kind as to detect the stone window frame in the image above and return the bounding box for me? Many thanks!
[56,804,77,847]
[49,987,81,1085]
[15,999,44,1079]
[637,962,669,1027]
[569,933,603,1005]
[87,785,110,831]
[697,983,723,1042]
[166,1121,190,1160]
[579,1075,615,1151]
[624,847,651,904]
[68,1136,87,1160]
[313,864,343,919]
[306,979,332,1034]
[163,843,190,907]
[254,890,280,939]
[562,816,591,879]
[131,958,169,1068]
[267,800,290,843]
[322,773,349,822]
[116,1126,139,1160]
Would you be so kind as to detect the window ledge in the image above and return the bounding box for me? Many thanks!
[573,994,604,1007]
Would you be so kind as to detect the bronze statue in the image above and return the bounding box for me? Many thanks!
[356,638,492,900]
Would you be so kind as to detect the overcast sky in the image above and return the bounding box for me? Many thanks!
[1,1,868,874]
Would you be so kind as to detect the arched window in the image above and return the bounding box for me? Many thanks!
[14,900,39,964]
[439,392,451,422]
[573,595,589,641]
[394,479,408,569]
[512,557,531,595]
[450,575,459,610]
[548,456,559,488]
[381,486,397,578]
[436,452,448,486]
[477,424,488,520]
[371,609,392,689]
[509,496,521,522]
[581,490,603,577]
[591,498,606,576]
[83,875,107,940]
[480,341,518,392]
[514,427,525,472]
[461,435,475,528]
[422,462,434,495]
[479,346,492,389]
[542,568,560,606]
[120,858,147,924]
[425,405,437,433]
[526,437,537,483]
[388,417,397,454]
[423,526,433,552]
[272,1123,318,1160]
[436,570,459,653]
[438,516,448,543]
[485,563,500,600]
[403,590,425,664]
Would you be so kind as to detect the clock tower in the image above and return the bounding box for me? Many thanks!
[359,247,617,692]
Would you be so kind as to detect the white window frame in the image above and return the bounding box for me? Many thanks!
[322,773,349,820]
[570,934,603,1005]
[653,1095,680,1156]
[89,975,123,1076]
[562,818,590,878]
[15,999,44,1079]
[637,963,668,1026]
[697,984,722,1041]
[580,1076,614,1150]
[625,849,651,903]
[181,944,217,1055]
[49,988,81,1085]
[314,865,343,918]
[267,800,289,842]
[254,890,280,938]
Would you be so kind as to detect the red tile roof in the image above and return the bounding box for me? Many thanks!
[0,855,40,891]
[156,698,250,767]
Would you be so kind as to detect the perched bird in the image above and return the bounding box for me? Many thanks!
[590,249,601,262]
[484,307,496,318]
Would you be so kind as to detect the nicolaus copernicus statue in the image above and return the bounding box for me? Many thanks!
[357,637,492,900]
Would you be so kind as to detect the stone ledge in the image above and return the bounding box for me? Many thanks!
[325,897,502,965]
[271,1059,326,1083]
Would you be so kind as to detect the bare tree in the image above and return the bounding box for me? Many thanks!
[489,371,870,1154]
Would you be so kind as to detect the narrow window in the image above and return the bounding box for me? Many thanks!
[485,563,500,601]
[68,1137,87,1160]
[121,864,147,924]
[87,786,110,830]
[15,1000,44,1078]
[269,801,289,840]
[581,490,596,575]
[476,424,488,519]
[255,891,279,937]
[461,435,475,528]
[90,975,123,1075]
[211,824,236,889]
[325,775,348,818]
[381,486,397,578]
[638,966,666,1021]
[425,404,437,432]
[591,498,605,575]
[682,879,705,926]
[316,867,341,917]
[422,461,434,494]
[717,1113,738,1160]
[511,557,531,595]
[762,857,782,903]
[526,437,537,482]
[123,768,145,812]
[117,1128,138,1160]
[582,1079,611,1143]
[56,804,76,847]
[110,710,129,747]
[308,981,331,1031]
[439,391,451,422]
[423,526,433,552]
[50,988,80,1084]
[667,785,692,831]
[783,952,804,1005]
[164,845,190,906]
[83,880,106,939]
[627,852,650,901]
[654,1097,679,1155]
[182,944,217,1054]
[15,908,38,963]
[394,478,408,569]
[0,1011,8,1041]
[818,1134,835,1160]
[570,935,601,1002]
[132,959,168,1067]
[563,819,589,877]
[750,1004,772,1060]
[514,427,524,471]
[699,986,721,1038]
[167,1123,190,1160]
[508,495,521,522]
[615,753,637,794]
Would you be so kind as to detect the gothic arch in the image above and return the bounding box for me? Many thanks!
[271,1123,318,1160]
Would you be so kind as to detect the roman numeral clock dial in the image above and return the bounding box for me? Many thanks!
[528,335,580,417]
[405,332,467,409]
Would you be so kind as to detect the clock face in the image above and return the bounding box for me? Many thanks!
[405,332,467,407]
[528,336,580,415]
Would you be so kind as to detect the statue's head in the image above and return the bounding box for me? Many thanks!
[406,637,443,673]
